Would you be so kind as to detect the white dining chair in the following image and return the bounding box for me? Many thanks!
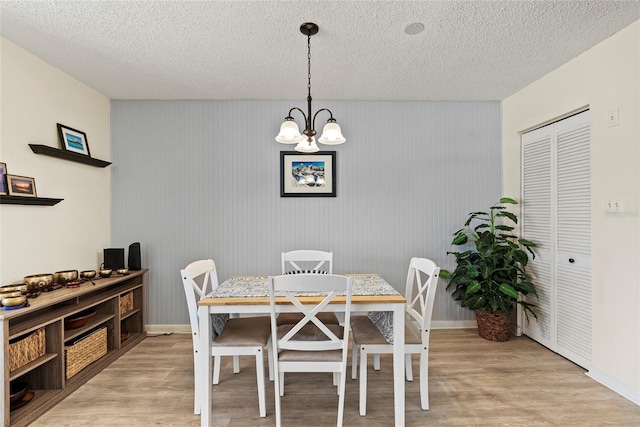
[278,250,339,326]
[350,257,440,415]
[181,259,271,417]
[268,273,353,427]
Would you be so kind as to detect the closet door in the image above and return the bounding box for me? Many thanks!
[554,111,591,368]
[521,123,554,349]
[521,110,591,369]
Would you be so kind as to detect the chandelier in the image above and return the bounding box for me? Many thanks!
[275,23,346,153]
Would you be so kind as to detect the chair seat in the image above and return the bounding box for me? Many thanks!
[213,317,271,346]
[350,314,422,345]
[277,312,340,326]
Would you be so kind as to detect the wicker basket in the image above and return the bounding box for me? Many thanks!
[65,327,107,379]
[9,328,46,372]
[475,310,511,342]
[119,291,134,315]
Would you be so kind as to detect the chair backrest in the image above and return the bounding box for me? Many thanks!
[180,259,219,349]
[281,250,333,274]
[268,274,352,352]
[403,257,440,342]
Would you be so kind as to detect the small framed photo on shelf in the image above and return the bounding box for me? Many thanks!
[280,151,336,197]
[0,162,7,195]
[57,123,91,156]
[7,174,37,197]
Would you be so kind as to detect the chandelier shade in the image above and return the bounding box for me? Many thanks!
[275,23,345,153]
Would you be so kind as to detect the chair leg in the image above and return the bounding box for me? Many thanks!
[359,346,368,416]
[333,372,338,388]
[233,355,240,373]
[373,353,381,371]
[405,353,413,381]
[267,340,274,381]
[213,355,221,385]
[337,368,347,427]
[193,350,200,414]
[273,363,282,427]
[420,349,429,410]
[279,372,285,396]
[351,337,358,380]
[255,348,266,417]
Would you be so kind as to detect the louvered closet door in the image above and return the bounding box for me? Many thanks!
[521,110,591,369]
[521,123,554,349]
[555,111,591,368]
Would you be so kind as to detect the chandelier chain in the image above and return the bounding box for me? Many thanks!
[307,33,312,96]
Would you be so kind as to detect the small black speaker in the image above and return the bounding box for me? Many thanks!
[128,242,141,270]
[103,248,125,270]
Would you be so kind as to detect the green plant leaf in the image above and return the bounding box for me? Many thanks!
[499,283,519,299]
[465,280,481,294]
[452,234,468,245]
[440,269,451,279]
[498,211,518,223]
[500,197,517,204]
[518,238,537,247]
[495,225,514,231]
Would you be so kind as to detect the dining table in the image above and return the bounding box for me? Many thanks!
[197,274,407,426]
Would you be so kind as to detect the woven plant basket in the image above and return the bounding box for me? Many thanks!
[475,309,510,342]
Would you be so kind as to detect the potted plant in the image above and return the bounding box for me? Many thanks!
[441,197,537,341]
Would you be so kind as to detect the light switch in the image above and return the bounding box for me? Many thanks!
[608,108,619,127]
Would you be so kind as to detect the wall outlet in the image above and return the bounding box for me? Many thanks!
[607,198,622,213]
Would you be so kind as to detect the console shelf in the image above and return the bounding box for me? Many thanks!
[29,144,111,168]
[1,270,147,426]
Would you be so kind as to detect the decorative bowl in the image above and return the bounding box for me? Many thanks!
[116,268,129,275]
[1,284,28,294]
[0,291,23,299]
[10,382,28,404]
[53,270,78,284]
[99,269,112,278]
[80,270,97,279]
[64,308,97,330]
[23,274,53,291]
[2,295,27,307]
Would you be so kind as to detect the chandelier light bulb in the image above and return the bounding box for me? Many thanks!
[318,121,346,145]
[295,136,319,153]
[276,119,303,144]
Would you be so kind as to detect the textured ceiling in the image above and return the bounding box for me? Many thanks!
[1,1,638,101]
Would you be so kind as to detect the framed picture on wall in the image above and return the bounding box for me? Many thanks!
[0,162,7,195]
[280,151,336,197]
[57,123,91,156]
[7,174,37,197]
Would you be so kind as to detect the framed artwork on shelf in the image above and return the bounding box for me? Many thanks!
[280,151,336,197]
[7,174,37,197]
[0,162,7,195]
[57,123,91,156]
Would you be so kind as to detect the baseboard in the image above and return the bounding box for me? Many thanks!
[431,320,477,329]
[146,324,191,335]
[587,368,640,406]
[146,321,477,335]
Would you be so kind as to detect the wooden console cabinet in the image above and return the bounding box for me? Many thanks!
[0,270,147,426]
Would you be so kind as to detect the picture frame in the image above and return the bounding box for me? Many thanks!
[7,174,37,197]
[57,123,91,156]
[280,151,336,197]
[0,162,7,195]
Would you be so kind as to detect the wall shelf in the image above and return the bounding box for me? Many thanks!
[29,144,111,168]
[0,196,63,206]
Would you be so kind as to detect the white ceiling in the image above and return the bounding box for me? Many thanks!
[1,1,638,101]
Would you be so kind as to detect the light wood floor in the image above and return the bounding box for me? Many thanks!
[31,329,640,426]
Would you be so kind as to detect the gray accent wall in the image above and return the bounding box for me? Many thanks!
[111,100,501,325]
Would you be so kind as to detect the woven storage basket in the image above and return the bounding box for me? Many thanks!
[9,328,46,372]
[119,291,134,315]
[475,310,511,342]
[65,327,107,379]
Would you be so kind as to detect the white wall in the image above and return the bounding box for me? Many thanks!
[0,37,111,283]
[502,21,640,403]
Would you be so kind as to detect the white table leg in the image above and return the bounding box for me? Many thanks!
[393,304,405,427]
[199,305,212,427]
